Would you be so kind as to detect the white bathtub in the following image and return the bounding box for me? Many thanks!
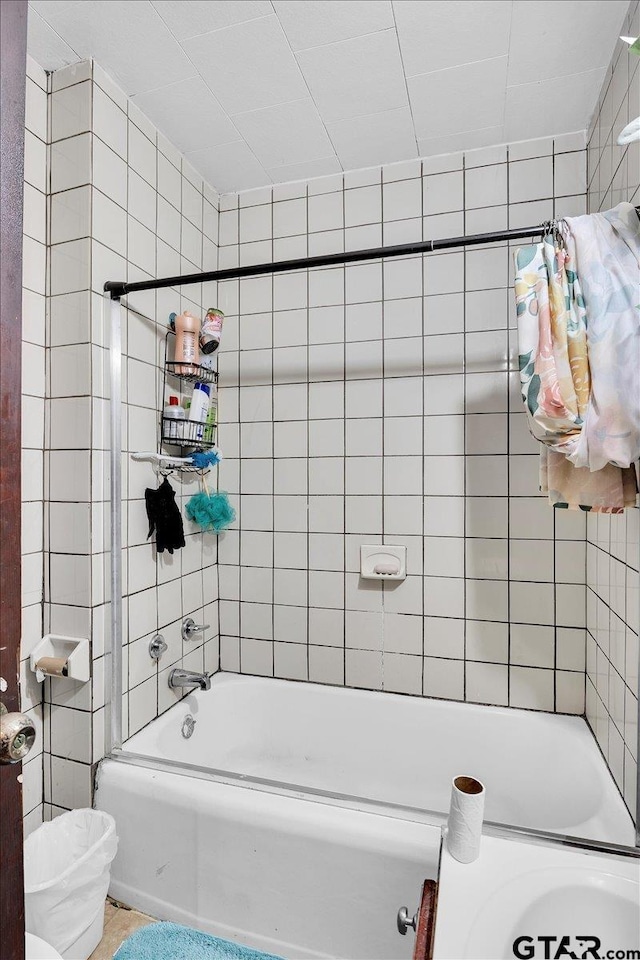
[96,674,634,959]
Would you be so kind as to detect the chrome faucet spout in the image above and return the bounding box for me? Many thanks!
[168,669,211,692]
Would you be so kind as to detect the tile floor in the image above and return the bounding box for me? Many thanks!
[88,900,155,960]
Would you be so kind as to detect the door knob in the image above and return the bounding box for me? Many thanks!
[0,702,36,764]
[181,618,210,641]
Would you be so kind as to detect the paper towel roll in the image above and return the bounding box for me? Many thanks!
[446,775,485,863]
[36,657,69,678]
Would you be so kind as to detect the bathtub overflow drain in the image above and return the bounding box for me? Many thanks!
[181,714,196,739]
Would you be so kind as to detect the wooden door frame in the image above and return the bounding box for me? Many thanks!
[0,1,28,958]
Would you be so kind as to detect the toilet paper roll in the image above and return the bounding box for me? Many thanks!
[446,775,485,863]
[36,657,69,678]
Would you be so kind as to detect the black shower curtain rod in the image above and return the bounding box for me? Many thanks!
[104,206,640,300]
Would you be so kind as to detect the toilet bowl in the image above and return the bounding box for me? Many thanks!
[26,933,63,960]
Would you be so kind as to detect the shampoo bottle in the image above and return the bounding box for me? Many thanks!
[189,382,210,441]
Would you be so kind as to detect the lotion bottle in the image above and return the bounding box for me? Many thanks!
[174,311,200,373]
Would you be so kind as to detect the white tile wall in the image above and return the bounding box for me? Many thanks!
[40,60,221,814]
[586,0,640,825]
[21,56,48,836]
[215,131,589,716]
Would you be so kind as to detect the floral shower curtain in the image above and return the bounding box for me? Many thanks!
[514,202,640,513]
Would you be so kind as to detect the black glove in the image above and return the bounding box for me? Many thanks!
[145,477,186,554]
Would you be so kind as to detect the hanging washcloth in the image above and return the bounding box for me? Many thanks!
[145,477,186,553]
[514,225,637,513]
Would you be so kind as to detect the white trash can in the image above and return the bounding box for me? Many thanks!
[24,809,118,960]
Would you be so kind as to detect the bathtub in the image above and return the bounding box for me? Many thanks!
[96,674,634,959]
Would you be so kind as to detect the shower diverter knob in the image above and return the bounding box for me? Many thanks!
[0,702,36,764]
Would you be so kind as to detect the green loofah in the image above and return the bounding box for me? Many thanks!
[185,490,236,532]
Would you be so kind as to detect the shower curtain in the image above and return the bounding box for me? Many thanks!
[514,202,640,513]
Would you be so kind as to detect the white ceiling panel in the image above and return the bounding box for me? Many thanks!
[41,0,197,95]
[507,0,629,84]
[185,140,267,193]
[504,67,608,143]
[409,57,508,141]
[182,14,308,115]
[151,0,272,41]
[273,0,394,52]
[394,0,513,77]
[267,156,343,185]
[30,0,83,15]
[233,99,335,169]
[132,78,240,152]
[296,29,408,123]
[417,125,505,162]
[27,8,78,70]
[327,106,418,170]
[27,0,630,193]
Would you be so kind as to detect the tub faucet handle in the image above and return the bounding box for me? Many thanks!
[182,618,210,641]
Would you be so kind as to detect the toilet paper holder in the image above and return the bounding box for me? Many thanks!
[30,635,90,683]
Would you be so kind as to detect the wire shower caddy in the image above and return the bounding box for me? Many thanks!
[161,329,219,453]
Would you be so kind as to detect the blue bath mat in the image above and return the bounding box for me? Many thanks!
[113,922,282,960]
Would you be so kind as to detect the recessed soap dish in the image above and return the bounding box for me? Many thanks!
[360,545,407,580]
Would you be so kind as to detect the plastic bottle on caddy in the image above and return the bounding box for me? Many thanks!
[183,399,191,442]
[163,395,185,441]
[189,382,210,442]
[174,311,201,374]
[204,386,217,444]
